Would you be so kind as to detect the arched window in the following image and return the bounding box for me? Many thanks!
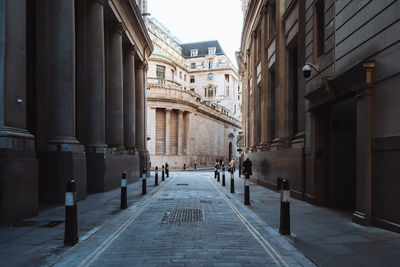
[207,85,215,98]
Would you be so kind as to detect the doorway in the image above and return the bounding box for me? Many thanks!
[314,97,357,211]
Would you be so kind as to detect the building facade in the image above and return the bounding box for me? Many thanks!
[146,18,241,169]
[238,0,400,232]
[0,0,152,225]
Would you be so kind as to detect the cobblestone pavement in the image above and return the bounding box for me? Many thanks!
[53,171,314,266]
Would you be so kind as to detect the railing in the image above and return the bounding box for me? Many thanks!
[147,77,182,89]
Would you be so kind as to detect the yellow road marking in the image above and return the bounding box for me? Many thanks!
[208,175,289,267]
[77,175,175,267]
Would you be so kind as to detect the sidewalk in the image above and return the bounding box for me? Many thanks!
[0,175,162,266]
[220,172,400,267]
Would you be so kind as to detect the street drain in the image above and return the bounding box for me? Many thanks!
[176,184,189,186]
[42,220,63,228]
[161,209,204,223]
[200,200,213,204]
[158,198,175,201]
[12,220,64,228]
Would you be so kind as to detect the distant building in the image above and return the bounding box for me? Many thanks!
[238,0,400,233]
[146,18,241,168]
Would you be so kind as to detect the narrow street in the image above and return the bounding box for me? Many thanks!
[52,171,312,266]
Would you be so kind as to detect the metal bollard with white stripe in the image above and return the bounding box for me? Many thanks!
[142,169,147,195]
[222,165,226,186]
[244,172,250,205]
[120,172,128,209]
[217,166,221,182]
[155,166,159,186]
[230,168,235,193]
[64,179,78,246]
[279,179,291,235]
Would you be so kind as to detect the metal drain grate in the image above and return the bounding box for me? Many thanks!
[176,184,189,186]
[161,209,204,223]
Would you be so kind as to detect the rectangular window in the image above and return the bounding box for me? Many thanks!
[190,76,195,83]
[268,2,276,38]
[190,49,198,57]
[269,68,276,140]
[209,60,214,69]
[171,70,174,81]
[289,46,299,136]
[179,71,182,79]
[190,88,195,91]
[314,0,325,58]
[208,47,216,55]
[156,65,165,84]
[184,74,187,81]
[191,62,196,69]
[208,73,213,80]
[257,25,261,61]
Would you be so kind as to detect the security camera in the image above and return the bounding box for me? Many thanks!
[302,63,319,79]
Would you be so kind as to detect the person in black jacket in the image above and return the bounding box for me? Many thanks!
[243,158,252,178]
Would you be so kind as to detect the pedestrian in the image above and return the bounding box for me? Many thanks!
[243,158,252,178]
[230,158,236,172]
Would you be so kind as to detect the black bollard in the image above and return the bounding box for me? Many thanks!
[120,172,128,209]
[222,166,226,186]
[214,165,217,179]
[142,169,147,195]
[194,163,197,170]
[244,173,250,205]
[64,179,78,246]
[155,167,159,186]
[166,163,169,178]
[239,162,242,178]
[279,179,291,235]
[162,165,165,181]
[183,163,186,170]
[230,168,235,193]
[217,166,220,182]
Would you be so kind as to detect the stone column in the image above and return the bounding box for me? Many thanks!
[184,112,191,155]
[46,0,78,146]
[123,44,136,149]
[251,31,258,152]
[106,22,124,148]
[85,0,106,149]
[259,10,269,151]
[353,61,375,226]
[178,110,184,155]
[165,108,171,155]
[135,61,145,151]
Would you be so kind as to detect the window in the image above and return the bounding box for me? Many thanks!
[208,73,213,80]
[190,76,195,83]
[268,2,276,38]
[207,85,215,98]
[314,0,325,58]
[179,71,182,79]
[171,70,174,81]
[209,60,214,69]
[225,74,229,82]
[190,88,195,91]
[257,25,261,61]
[191,62,196,69]
[156,65,165,84]
[184,74,187,81]
[190,49,198,57]
[226,86,230,96]
[208,47,216,55]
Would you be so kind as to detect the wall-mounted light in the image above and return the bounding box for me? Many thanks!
[16,98,23,104]
[302,63,319,78]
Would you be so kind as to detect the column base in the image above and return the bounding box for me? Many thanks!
[0,148,38,225]
[352,210,372,226]
[87,149,140,193]
[38,144,87,203]
[257,142,270,151]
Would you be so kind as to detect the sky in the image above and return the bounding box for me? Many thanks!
[147,0,244,68]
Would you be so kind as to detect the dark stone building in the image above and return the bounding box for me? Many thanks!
[0,0,153,225]
[238,0,400,233]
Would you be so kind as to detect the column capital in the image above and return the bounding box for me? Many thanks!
[137,60,146,70]
[94,0,105,5]
[178,109,184,114]
[110,22,125,35]
[246,49,250,57]
[165,108,172,112]
[126,43,137,55]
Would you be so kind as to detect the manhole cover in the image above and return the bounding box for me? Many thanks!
[161,209,204,223]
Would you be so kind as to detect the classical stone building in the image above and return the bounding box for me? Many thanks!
[146,18,241,169]
[0,0,152,224]
[238,0,400,232]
